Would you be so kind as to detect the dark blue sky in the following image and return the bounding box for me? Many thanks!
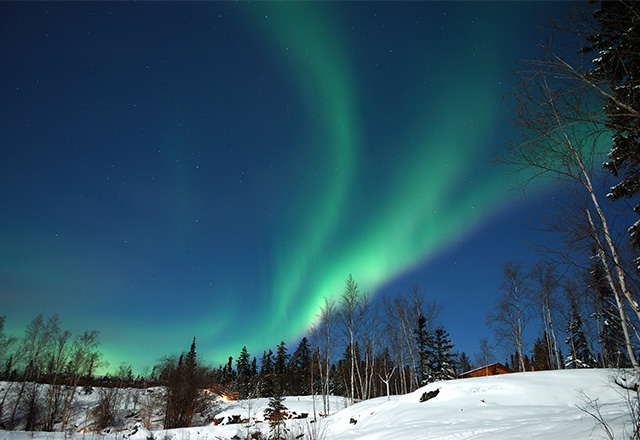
[1,1,571,370]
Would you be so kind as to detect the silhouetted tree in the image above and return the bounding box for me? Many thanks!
[591,264,631,368]
[428,327,456,382]
[532,332,553,371]
[582,1,640,254]
[457,352,473,376]
[414,314,431,385]
[259,350,275,397]
[264,391,287,440]
[290,337,311,395]
[236,346,253,399]
[163,338,203,429]
[487,261,531,372]
[274,341,289,395]
[565,298,596,368]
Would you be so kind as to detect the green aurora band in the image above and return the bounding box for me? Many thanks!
[239,4,518,350]
[0,3,541,371]
[247,5,360,337]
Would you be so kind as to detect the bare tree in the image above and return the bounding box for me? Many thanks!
[312,296,336,415]
[378,361,396,401]
[529,261,563,369]
[358,294,379,401]
[498,13,640,372]
[9,314,60,428]
[487,261,531,372]
[380,286,440,394]
[381,293,416,394]
[338,274,364,404]
[474,337,495,375]
[60,330,101,432]
[0,316,17,424]
[43,330,71,431]
[530,185,639,368]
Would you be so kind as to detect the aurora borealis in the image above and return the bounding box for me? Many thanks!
[1,2,567,370]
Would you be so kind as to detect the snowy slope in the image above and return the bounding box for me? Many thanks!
[325,369,635,439]
[1,369,636,440]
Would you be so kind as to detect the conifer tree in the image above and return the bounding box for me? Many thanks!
[428,327,456,382]
[264,391,288,439]
[275,341,290,395]
[259,350,275,397]
[523,354,532,372]
[582,1,640,251]
[532,332,553,371]
[565,301,596,368]
[457,352,473,376]
[414,314,431,385]
[163,338,202,429]
[590,263,631,368]
[236,346,252,399]
[222,356,236,386]
[290,337,311,395]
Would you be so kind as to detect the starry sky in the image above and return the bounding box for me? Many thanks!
[1,1,570,371]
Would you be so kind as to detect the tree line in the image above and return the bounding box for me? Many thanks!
[0,276,462,432]
[486,257,638,374]
[207,274,460,410]
[3,260,635,433]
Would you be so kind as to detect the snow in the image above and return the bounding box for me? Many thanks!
[2,369,637,439]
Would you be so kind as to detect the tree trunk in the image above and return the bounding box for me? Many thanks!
[586,208,640,370]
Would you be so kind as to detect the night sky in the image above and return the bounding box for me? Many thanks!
[1,1,569,371]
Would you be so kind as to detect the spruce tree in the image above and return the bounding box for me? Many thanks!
[275,341,290,395]
[414,314,431,385]
[163,338,202,429]
[457,352,472,376]
[590,263,630,368]
[236,346,252,399]
[259,350,275,397]
[565,301,596,368]
[532,332,552,371]
[523,354,532,371]
[428,327,456,382]
[290,337,311,395]
[264,391,288,440]
[583,1,640,250]
[222,356,236,386]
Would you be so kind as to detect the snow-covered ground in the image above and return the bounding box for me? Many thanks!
[1,369,637,439]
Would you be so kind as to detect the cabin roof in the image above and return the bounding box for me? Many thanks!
[461,362,513,376]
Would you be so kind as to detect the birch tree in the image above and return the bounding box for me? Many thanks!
[487,261,531,372]
[314,296,336,415]
[498,13,640,371]
[60,330,101,432]
[529,261,563,369]
[338,274,363,404]
[9,314,59,428]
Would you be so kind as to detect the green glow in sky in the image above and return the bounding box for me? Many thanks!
[249,5,360,336]
[0,1,557,371]
[244,4,515,345]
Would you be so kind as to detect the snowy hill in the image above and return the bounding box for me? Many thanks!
[1,369,637,439]
[325,369,635,439]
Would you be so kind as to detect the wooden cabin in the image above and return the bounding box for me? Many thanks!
[460,362,513,378]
